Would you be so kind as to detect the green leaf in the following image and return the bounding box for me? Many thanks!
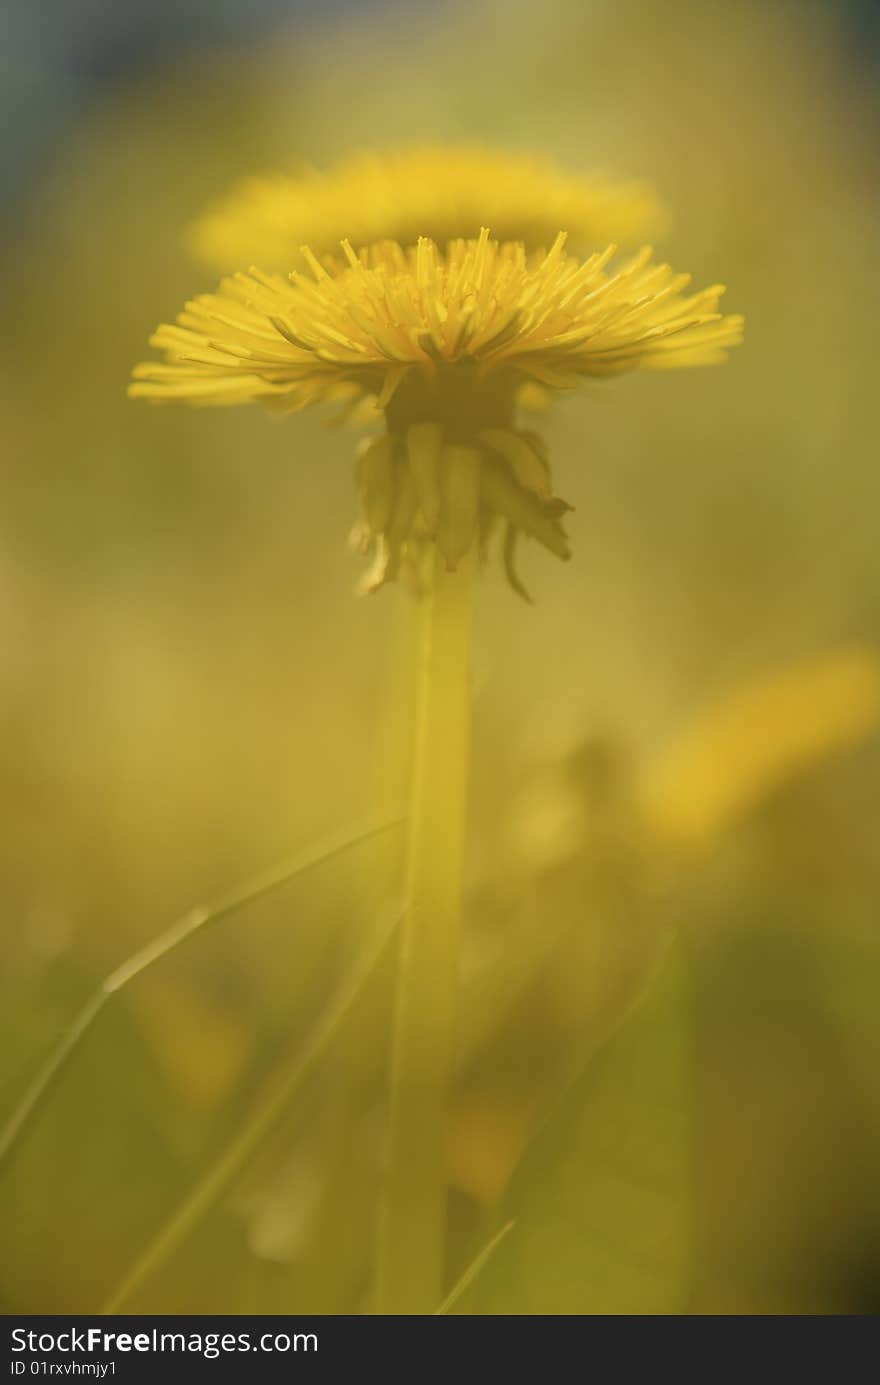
[465,939,691,1314]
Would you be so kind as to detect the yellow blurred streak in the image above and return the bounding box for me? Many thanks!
[448,1093,537,1206]
[640,650,880,847]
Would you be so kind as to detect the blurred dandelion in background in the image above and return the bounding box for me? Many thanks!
[187,145,666,269]
[1,0,879,1319]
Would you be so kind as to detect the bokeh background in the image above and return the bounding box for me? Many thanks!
[2,0,879,1315]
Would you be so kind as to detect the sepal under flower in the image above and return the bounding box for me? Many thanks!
[352,423,571,598]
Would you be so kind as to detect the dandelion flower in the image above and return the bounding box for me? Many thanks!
[189,146,666,272]
[130,230,743,595]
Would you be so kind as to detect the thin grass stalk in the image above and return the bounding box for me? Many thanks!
[434,1221,515,1315]
[102,901,403,1313]
[0,818,403,1176]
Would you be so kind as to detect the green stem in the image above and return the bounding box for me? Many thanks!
[376,545,475,1314]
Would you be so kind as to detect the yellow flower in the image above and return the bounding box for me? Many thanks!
[188,146,666,272]
[130,230,743,594]
[640,650,880,849]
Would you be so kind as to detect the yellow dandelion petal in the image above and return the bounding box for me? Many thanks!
[131,235,741,406]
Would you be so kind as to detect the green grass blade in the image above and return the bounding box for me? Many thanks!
[434,1221,515,1315]
[0,817,404,1175]
[102,901,403,1313]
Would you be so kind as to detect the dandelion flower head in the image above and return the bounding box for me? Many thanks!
[132,222,742,595]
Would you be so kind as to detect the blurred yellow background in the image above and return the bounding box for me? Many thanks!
[1,0,879,1315]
